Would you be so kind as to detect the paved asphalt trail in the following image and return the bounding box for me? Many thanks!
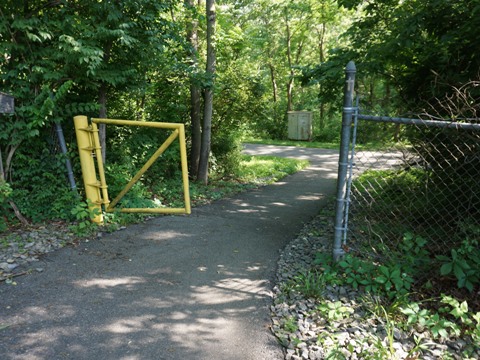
[0,144,338,360]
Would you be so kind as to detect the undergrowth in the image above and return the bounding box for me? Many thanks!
[4,154,308,237]
[281,231,480,359]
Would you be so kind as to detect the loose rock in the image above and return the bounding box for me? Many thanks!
[270,212,477,359]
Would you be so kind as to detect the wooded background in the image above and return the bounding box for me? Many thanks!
[0,0,478,226]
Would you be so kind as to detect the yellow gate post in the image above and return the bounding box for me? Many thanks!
[73,115,103,223]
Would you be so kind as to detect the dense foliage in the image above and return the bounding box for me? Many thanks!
[0,0,347,226]
[0,0,180,226]
[0,0,478,228]
[308,0,480,117]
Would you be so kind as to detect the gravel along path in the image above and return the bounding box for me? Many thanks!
[0,223,79,283]
[270,210,480,360]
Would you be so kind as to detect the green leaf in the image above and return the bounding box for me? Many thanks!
[451,249,458,260]
[460,301,469,313]
[453,263,466,280]
[379,265,390,277]
[473,312,480,324]
[440,262,452,275]
[391,268,401,278]
[465,280,474,293]
[436,327,448,339]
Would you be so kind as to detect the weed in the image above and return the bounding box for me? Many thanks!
[324,347,347,360]
[338,254,378,292]
[313,253,341,285]
[398,232,430,272]
[0,237,9,248]
[283,316,298,333]
[361,293,408,324]
[290,269,326,299]
[69,200,101,237]
[399,298,463,340]
[374,264,414,299]
[317,300,354,322]
[437,239,480,292]
[335,253,414,300]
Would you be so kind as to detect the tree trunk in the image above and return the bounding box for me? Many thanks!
[285,14,294,112]
[185,0,202,178]
[369,78,375,108]
[317,23,326,64]
[4,144,19,182]
[98,83,107,164]
[98,41,112,164]
[0,146,29,225]
[269,63,278,103]
[0,148,4,182]
[197,0,216,185]
[284,6,305,113]
[317,23,326,130]
[190,86,202,177]
[8,200,29,225]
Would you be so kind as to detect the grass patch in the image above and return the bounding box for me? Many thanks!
[245,137,339,150]
[245,137,398,151]
[184,155,309,206]
[238,155,309,184]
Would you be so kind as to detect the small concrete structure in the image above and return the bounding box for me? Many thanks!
[288,111,312,140]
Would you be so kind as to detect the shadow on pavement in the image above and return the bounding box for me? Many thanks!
[0,145,339,360]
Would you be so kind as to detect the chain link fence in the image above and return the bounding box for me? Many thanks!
[334,62,480,294]
[349,116,480,271]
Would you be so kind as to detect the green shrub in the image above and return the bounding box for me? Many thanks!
[11,148,78,222]
[0,179,12,203]
[437,238,480,292]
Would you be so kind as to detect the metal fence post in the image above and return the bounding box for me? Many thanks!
[333,61,356,261]
[54,122,77,193]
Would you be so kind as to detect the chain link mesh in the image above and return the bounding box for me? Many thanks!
[348,118,480,277]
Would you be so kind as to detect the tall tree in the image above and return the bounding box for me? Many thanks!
[242,0,345,138]
[196,0,216,184]
[283,3,309,112]
[336,0,480,112]
[0,0,180,221]
[185,0,202,179]
[62,0,178,162]
[0,0,76,223]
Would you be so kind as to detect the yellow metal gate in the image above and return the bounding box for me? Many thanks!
[74,116,191,223]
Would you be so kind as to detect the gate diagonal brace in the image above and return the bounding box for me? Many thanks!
[73,116,191,224]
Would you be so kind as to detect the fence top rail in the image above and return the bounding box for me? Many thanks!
[356,113,480,131]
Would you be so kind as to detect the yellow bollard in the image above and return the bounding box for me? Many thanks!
[73,116,103,224]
